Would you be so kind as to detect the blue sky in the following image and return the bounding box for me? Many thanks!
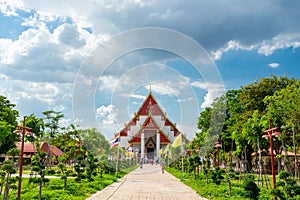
[0,1,300,140]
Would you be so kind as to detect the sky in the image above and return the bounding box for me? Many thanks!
[1,0,300,141]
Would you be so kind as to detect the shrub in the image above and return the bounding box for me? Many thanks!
[46,169,56,175]
[271,171,300,200]
[243,175,260,200]
[211,167,224,185]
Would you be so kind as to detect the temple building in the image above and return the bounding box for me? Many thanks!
[118,91,187,161]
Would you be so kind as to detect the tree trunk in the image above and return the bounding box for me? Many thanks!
[257,136,263,185]
[3,174,10,200]
[281,137,288,171]
[64,178,67,190]
[292,124,298,179]
[39,179,42,200]
[39,174,44,200]
[0,173,5,195]
[277,157,281,173]
[244,146,247,173]
[227,178,231,196]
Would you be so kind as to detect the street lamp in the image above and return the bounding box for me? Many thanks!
[14,116,32,200]
[263,119,281,200]
[215,140,222,167]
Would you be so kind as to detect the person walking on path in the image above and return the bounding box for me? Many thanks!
[139,158,143,169]
[161,160,165,174]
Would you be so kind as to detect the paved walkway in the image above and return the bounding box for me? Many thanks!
[87,164,207,200]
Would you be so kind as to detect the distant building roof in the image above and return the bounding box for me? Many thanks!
[15,142,64,156]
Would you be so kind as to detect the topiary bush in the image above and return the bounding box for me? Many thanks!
[243,174,260,200]
[211,166,224,185]
[271,171,300,200]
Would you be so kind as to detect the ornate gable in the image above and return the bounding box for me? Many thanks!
[137,92,164,116]
[142,115,160,130]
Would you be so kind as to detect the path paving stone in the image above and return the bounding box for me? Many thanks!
[87,164,207,200]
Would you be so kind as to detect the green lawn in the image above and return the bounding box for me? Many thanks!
[1,166,137,200]
[166,167,274,200]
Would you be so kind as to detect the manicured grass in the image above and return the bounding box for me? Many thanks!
[166,167,274,200]
[1,166,137,200]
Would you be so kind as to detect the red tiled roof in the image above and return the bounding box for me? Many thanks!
[15,142,37,153]
[15,142,64,156]
[49,145,64,156]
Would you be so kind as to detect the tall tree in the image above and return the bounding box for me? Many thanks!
[42,110,64,167]
[264,81,300,177]
[80,128,110,159]
[0,95,19,154]
[25,113,45,142]
[42,110,64,140]
[237,75,297,171]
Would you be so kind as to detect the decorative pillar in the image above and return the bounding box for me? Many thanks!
[141,131,145,159]
[156,130,160,160]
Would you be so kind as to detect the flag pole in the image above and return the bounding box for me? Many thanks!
[181,136,184,178]
[167,144,170,168]
[115,136,120,177]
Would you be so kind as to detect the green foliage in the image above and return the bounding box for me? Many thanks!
[80,128,110,158]
[31,151,48,200]
[271,171,300,200]
[167,167,251,200]
[86,153,98,182]
[202,158,211,185]
[243,175,260,200]
[192,75,300,174]
[0,165,135,199]
[74,154,85,182]
[1,160,16,200]
[25,113,45,143]
[211,166,224,185]
[0,95,18,154]
[42,110,64,139]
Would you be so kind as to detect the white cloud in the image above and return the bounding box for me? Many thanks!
[146,84,176,96]
[0,73,73,120]
[98,75,120,91]
[177,97,193,103]
[191,81,225,108]
[120,93,146,100]
[96,104,119,125]
[268,62,280,68]
[212,33,300,60]
[0,0,26,17]
[1,0,300,140]
[258,33,300,56]
[211,40,257,60]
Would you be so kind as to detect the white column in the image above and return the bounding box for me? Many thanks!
[156,130,160,160]
[141,131,145,159]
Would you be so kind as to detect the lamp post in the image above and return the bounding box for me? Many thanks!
[14,116,32,200]
[215,140,222,167]
[263,119,281,200]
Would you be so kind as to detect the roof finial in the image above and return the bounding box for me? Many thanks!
[149,85,152,93]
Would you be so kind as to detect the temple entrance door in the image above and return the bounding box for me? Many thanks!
[147,148,154,159]
[145,137,155,160]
